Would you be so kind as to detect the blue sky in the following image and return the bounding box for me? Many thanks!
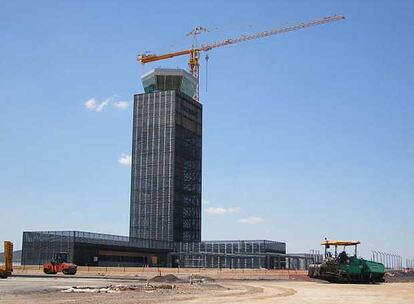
[0,1,413,260]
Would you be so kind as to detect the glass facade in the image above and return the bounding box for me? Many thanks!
[174,240,286,254]
[171,240,287,268]
[22,231,298,269]
[21,231,172,266]
[130,88,202,243]
[141,68,197,99]
[21,231,75,266]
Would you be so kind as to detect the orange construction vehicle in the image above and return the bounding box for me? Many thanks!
[43,252,77,275]
[0,241,13,279]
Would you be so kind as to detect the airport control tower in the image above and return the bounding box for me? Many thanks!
[129,68,202,243]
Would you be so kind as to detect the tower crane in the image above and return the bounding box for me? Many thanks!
[137,14,345,100]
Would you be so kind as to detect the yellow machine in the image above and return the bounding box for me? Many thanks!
[0,241,13,278]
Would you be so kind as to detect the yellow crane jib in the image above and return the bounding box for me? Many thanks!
[137,14,345,101]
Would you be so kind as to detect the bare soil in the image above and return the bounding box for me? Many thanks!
[1,276,414,304]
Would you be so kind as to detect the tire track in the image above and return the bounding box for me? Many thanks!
[173,281,296,303]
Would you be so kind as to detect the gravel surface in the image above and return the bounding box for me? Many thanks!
[1,275,414,303]
[384,271,414,283]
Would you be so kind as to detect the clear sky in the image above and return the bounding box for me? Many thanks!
[0,1,413,260]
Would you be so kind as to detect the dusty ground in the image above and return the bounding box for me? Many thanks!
[1,275,414,304]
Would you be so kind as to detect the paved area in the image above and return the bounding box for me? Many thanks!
[1,276,414,303]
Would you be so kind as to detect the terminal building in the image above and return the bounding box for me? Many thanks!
[22,69,313,269]
[21,231,290,268]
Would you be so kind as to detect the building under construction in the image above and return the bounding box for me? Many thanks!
[22,231,297,268]
[130,69,202,243]
[22,15,345,269]
[21,69,307,269]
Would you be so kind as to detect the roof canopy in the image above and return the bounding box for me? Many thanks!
[321,240,361,246]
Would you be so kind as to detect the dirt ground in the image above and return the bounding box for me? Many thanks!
[1,275,414,304]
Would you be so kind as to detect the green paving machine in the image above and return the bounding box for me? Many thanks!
[308,239,385,283]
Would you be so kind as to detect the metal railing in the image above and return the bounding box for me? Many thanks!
[371,251,403,270]
[406,259,414,270]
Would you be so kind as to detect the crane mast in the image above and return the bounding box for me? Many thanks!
[137,14,345,101]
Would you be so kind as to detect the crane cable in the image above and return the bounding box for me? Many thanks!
[205,54,209,92]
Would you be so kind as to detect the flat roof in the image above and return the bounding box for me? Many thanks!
[321,240,361,246]
[23,231,286,251]
[141,68,196,82]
